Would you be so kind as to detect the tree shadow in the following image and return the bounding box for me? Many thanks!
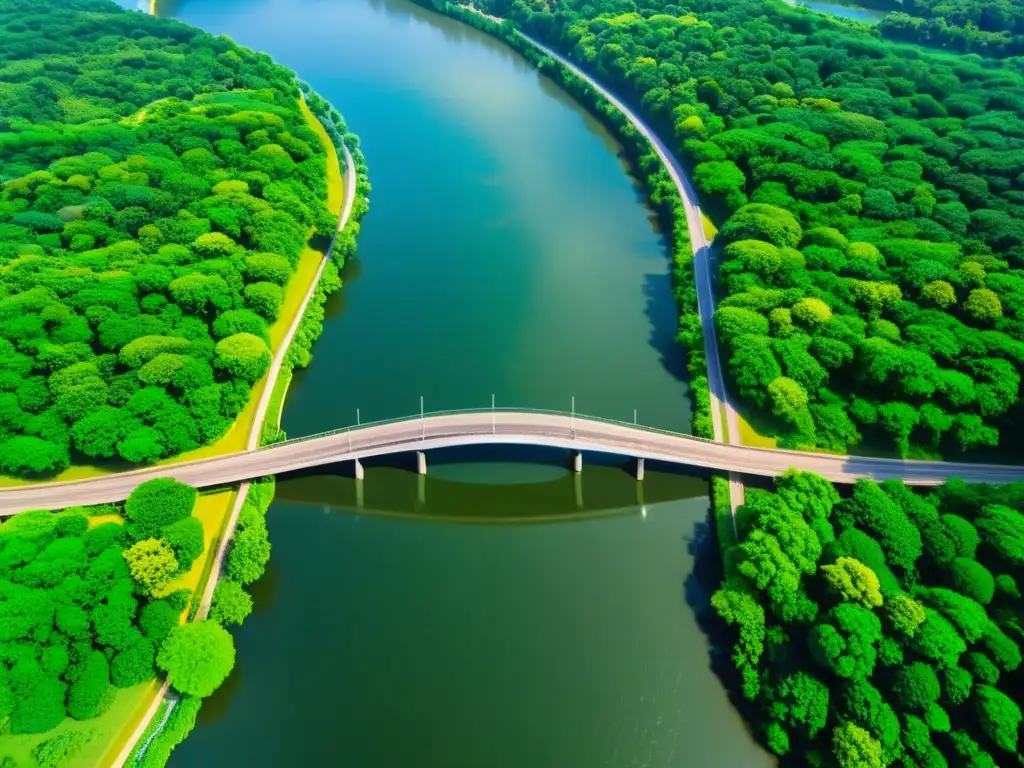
[682,511,769,745]
[643,271,689,384]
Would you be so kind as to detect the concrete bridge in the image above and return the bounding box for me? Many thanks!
[3,409,1024,515]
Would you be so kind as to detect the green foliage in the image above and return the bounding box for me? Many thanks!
[0,0,347,478]
[948,557,995,604]
[892,662,940,712]
[974,685,1021,753]
[31,730,96,768]
[820,557,882,609]
[123,539,179,596]
[124,478,197,540]
[209,580,254,627]
[67,651,114,721]
[808,603,882,681]
[161,516,205,573]
[832,722,883,768]
[157,621,235,698]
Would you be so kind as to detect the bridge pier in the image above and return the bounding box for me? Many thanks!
[416,451,427,475]
[635,457,645,482]
[572,451,582,473]
[353,458,364,481]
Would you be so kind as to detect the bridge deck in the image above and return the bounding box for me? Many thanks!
[2,411,1023,515]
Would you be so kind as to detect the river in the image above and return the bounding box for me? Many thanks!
[158,0,771,764]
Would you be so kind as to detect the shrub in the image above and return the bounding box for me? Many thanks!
[124,478,197,539]
[157,621,236,698]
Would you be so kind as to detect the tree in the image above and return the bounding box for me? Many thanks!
[832,722,883,768]
[821,557,882,608]
[911,609,967,667]
[808,603,882,680]
[140,600,179,646]
[111,638,156,688]
[67,651,114,720]
[767,377,809,424]
[161,517,205,572]
[209,580,254,627]
[964,289,1002,322]
[10,678,66,734]
[893,662,940,712]
[768,671,830,740]
[226,522,271,585]
[949,557,995,604]
[124,478,197,540]
[974,685,1021,753]
[123,539,179,596]
[213,333,271,384]
[836,480,922,573]
[157,621,236,698]
[885,593,926,637]
[975,505,1024,567]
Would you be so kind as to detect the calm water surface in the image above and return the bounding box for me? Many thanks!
[160,0,772,764]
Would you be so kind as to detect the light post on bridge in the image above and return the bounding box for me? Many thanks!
[492,394,495,435]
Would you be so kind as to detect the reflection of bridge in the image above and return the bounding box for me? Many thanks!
[3,409,1024,515]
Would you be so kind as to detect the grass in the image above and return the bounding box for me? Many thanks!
[165,489,237,599]
[701,211,718,240]
[0,682,157,768]
[736,410,778,449]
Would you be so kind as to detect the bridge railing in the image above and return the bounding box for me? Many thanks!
[258,407,719,453]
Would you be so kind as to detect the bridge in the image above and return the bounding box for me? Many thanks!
[3,409,1024,515]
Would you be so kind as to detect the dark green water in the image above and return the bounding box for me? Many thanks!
[161,0,772,764]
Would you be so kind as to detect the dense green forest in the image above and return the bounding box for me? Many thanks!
[0,0,339,476]
[712,471,1024,767]
[481,0,1024,459]
[873,0,1024,58]
[0,479,234,757]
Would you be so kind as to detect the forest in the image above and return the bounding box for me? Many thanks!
[712,471,1024,768]
[872,0,1024,59]
[0,0,338,476]
[481,0,1024,460]
[0,479,237,764]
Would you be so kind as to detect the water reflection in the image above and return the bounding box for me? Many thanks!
[276,453,708,524]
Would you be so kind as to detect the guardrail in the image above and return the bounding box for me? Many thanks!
[261,406,715,452]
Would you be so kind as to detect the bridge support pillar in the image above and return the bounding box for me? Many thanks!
[635,457,645,482]
[353,458,364,481]
[416,451,427,475]
[572,451,582,473]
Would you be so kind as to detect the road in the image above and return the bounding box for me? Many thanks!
[107,117,360,768]
[498,26,749,508]
[5,410,1024,515]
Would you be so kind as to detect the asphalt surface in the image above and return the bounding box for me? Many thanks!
[4,411,1024,515]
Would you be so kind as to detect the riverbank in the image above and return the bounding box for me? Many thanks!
[104,91,368,768]
[416,2,747,529]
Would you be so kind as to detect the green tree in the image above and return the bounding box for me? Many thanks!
[820,557,883,609]
[213,333,272,384]
[67,651,114,720]
[832,722,883,768]
[161,517,205,573]
[974,685,1021,753]
[123,539,179,596]
[124,478,197,540]
[157,621,236,698]
[209,580,254,627]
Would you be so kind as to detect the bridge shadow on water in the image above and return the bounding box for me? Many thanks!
[272,443,711,525]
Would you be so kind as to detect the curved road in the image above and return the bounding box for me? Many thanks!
[5,410,1024,515]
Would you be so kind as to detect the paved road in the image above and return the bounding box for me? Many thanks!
[505,26,748,508]
[5,411,1024,515]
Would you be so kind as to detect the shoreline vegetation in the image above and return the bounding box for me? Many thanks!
[449,0,1024,467]
[0,0,369,764]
